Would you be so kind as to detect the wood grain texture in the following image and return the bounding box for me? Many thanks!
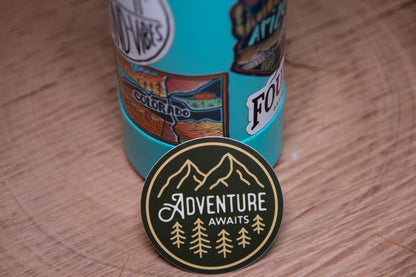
[1,0,415,276]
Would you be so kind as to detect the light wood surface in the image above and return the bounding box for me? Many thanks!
[1,0,415,276]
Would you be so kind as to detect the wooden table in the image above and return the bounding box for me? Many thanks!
[1,0,415,276]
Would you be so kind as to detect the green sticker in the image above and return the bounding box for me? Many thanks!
[141,137,283,274]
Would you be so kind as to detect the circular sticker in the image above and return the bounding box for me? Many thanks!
[141,137,283,274]
[108,0,174,65]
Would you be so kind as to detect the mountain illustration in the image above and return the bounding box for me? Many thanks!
[195,153,264,191]
[157,153,264,198]
[157,159,205,198]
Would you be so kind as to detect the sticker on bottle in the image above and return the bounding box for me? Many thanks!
[230,0,286,76]
[246,57,284,135]
[108,0,175,65]
[115,51,229,144]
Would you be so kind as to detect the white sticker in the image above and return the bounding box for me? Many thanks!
[108,0,175,65]
[246,57,284,135]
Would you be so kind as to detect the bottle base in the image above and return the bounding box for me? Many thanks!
[119,85,285,178]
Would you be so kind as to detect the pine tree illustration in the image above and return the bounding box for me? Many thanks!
[170,221,186,248]
[252,214,265,234]
[236,227,251,248]
[216,229,233,258]
[189,218,211,258]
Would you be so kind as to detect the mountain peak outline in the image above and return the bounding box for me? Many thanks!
[157,153,264,198]
[157,159,205,198]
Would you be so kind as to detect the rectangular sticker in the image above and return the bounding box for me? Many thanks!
[246,57,284,135]
[231,0,286,76]
[115,51,229,144]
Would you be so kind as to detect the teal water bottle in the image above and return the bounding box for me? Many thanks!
[108,0,287,177]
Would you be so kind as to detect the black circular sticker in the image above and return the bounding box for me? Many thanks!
[141,137,283,274]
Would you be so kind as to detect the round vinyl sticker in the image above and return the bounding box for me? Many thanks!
[141,137,283,274]
[108,0,174,65]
